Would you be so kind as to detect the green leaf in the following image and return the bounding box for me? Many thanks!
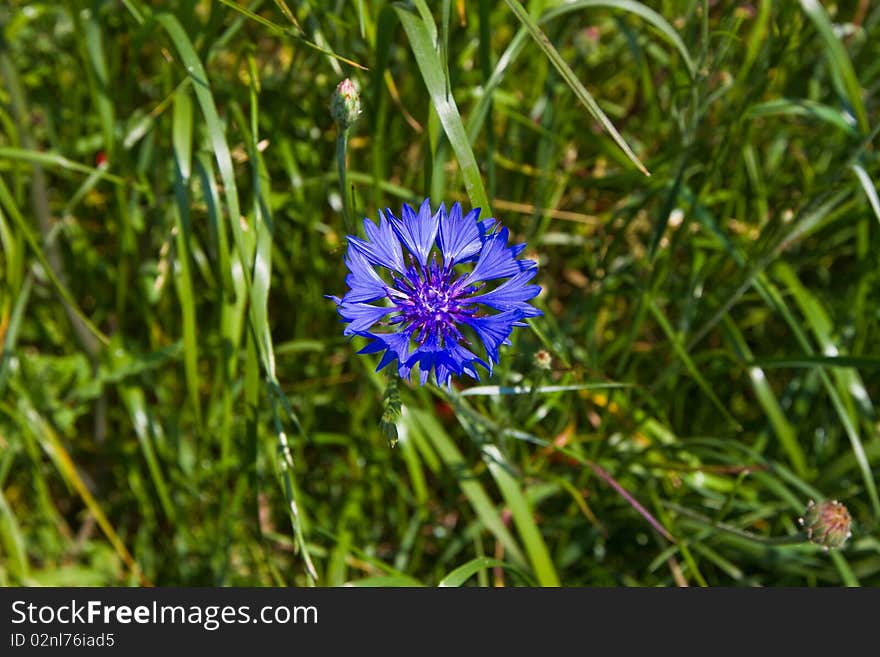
[171,88,202,429]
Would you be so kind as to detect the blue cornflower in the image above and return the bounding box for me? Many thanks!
[329,198,542,386]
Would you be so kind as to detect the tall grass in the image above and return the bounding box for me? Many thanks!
[0,0,878,586]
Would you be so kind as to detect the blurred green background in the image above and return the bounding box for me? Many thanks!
[1,0,878,586]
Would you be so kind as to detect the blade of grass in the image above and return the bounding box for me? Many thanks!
[540,0,696,79]
[345,575,424,586]
[851,164,880,226]
[394,6,491,212]
[0,485,29,582]
[404,407,528,569]
[648,298,742,430]
[438,556,528,586]
[722,316,807,478]
[746,98,858,136]
[798,0,868,133]
[0,147,135,187]
[749,356,880,369]
[480,443,561,586]
[171,88,203,430]
[461,383,632,396]
[215,0,368,70]
[0,176,109,346]
[502,0,650,176]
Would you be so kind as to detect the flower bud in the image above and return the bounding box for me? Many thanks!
[799,499,852,550]
[533,349,552,371]
[330,78,361,130]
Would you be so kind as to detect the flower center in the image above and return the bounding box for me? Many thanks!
[388,258,477,345]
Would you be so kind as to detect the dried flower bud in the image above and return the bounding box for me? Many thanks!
[331,78,361,130]
[799,499,852,550]
[533,349,552,371]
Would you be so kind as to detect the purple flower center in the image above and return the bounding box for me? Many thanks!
[387,257,480,346]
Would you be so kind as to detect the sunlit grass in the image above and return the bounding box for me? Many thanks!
[0,0,878,587]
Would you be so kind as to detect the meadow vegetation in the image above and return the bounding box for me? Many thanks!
[0,0,878,586]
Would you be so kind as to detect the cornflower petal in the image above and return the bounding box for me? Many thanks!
[438,202,483,263]
[454,217,498,264]
[464,269,543,317]
[463,227,536,285]
[341,246,388,303]
[388,198,440,266]
[357,331,412,377]
[348,211,406,274]
[462,309,524,371]
[334,300,395,335]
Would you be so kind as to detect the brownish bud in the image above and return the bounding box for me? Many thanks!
[533,349,552,371]
[799,499,852,550]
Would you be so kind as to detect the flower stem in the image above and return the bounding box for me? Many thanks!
[661,501,808,546]
[336,128,353,234]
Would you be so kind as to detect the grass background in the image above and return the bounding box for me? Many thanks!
[1,0,879,586]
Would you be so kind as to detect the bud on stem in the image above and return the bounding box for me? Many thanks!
[331,78,361,130]
[799,499,852,550]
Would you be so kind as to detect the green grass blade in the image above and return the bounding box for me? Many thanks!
[0,485,29,582]
[540,0,696,79]
[749,356,880,370]
[394,6,491,212]
[461,383,632,396]
[746,98,858,136]
[722,317,807,477]
[798,0,869,133]
[171,88,202,429]
[80,10,115,156]
[502,0,650,176]
[405,407,528,569]
[155,12,251,308]
[648,298,742,430]
[481,444,561,586]
[438,556,525,587]
[851,164,880,227]
[0,275,31,395]
[215,0,368,70]
[346,575,424,586]
[0,147,134,187]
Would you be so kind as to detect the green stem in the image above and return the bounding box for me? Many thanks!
[336,129,352,234]
[662,501,807,546]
